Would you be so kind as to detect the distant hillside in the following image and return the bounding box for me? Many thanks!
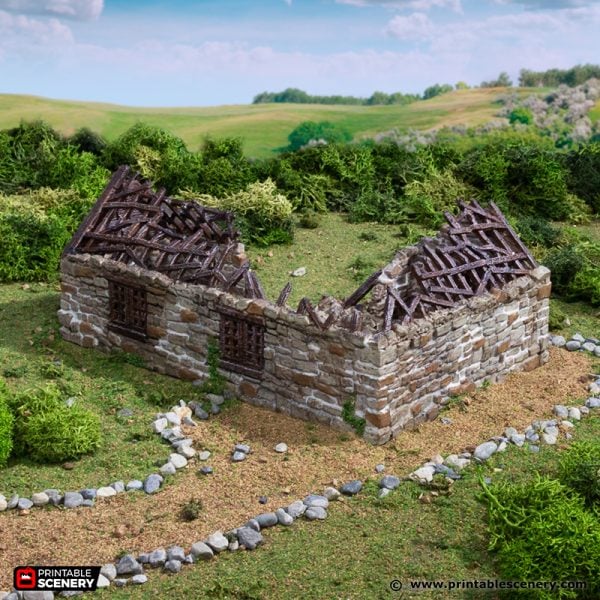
[0,88,541,158]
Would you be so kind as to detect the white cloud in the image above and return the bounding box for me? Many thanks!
[0,0,103,20]
[336,0,462,11]
[385,12,434,39]
[0,9,73,48]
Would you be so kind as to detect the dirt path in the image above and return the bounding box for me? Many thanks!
[0,348,593,589]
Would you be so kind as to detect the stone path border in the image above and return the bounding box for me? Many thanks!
[0,397,223,513]
[1,362,598,598]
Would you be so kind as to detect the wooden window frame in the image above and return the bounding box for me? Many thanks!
[218,306,265,379]
[107,279,148,341]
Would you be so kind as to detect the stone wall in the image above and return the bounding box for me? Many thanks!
[59,253,550,445]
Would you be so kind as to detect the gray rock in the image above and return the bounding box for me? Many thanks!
[561,420,574,429]
[274,443,288,453]
[305,506,327,520]
[542,432,558,445]
[228,540,240,552]
[255,512,278,528]
[194,406,209,420]
[565,340,581,351]
[138,552,151,564]
[258,495,268,505]
[586,397,600,408]
[497,441,508,453]
[379,475,401,490]
[131,575,148,585]
[148,548,167,568]
[0,494,7,511]
[433,464,461,480]
[18,497,33,510]
[303,494,329,509]
[126,480,143,491]
[182,415,196,427]
[176,445,196,460]
[568,407,581,421]
[582,342,596,353]
[160,462,177,476]
[340,480,363,496]
[375,464,385,473]
[143,474,163,494]
[552,335,566,347]
[232,451,246,462]
[529,445,540,453]
[167,546,186,562]
[117,408,134,418]
[116,554,143,575]
[171,438,193,449]
[553,405,569,419]
[323,486,341,501]
[96,574,111,588]
[572,333,585,343]
[164,560,181,573]
[581,406,590,415]
[198,450,211,461]
[153,417,168,433]
[236,527,263,550]
[113,579,128,587]
[96,486,117,499]
[276,508,294,526]
[81,499,94,508]
[199,466,213,475]
[245,518,260,531]
[206,394,224,406]
[292,267,306,277]
[379,488,391,499]
[184,554,194,564]
[206,531,229,553]
[589,382,600,395]
[525,430,539,442]
[44,489,62,505]
[211,403,221,415]
[31,492,50,506]
[504,426,518,438]
[190,541,214,560]
[80,488,96,500]
[440,417,453,425]
[286,500,306,518]
[235,444,251,454]
[165,411,181,426]
[111,481,125,494]
[7,494,19,509]
[411,465,436,482]
[100,563,117,581]
[22,593,55,600]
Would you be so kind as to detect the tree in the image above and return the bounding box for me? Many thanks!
[480,72,513,88]
[422,83,453,100]
[455,81,470,90]
[287,121,353,151]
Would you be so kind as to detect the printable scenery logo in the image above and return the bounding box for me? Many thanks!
[14,566,102,592]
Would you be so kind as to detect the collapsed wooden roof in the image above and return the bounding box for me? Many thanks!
[345,200,538,330]
[64,166,265,298]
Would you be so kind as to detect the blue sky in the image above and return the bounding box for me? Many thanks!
[1,0,599,106]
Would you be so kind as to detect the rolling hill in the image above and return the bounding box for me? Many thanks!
[0,88,535,157]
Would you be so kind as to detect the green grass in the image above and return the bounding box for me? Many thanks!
[0,88,525,158]
[0,282,206,495]
[246,213,433,305]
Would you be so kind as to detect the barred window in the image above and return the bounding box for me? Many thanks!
[219,307,265,378]
[108,280,148,340]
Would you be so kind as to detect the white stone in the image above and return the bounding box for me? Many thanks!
[178,445,196,459]
[410,465,435,483]
[96,486,117,499]
[568,407,581,421]
[561,420,574,429]
[165,412,181,426]
[444,454,470,471]
[553,405,568,419]
[97,574,111,588]
[0,495,6,512]
[474,441,498,461]
[101,563,117,581]
[160,462,176,476]
[274,443,288,453]
[199,451,211,461]
[542,432,558,445]
[206,531,229,553]
[323,486,341,501]
[31,492,50,506]
[170,453,188,469]
[153,417,168,433]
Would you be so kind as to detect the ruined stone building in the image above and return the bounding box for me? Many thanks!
[59,166,550,444]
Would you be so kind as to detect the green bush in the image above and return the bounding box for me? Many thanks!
[515,216,561,249]
[9,383,101,463]
[183,179,294,247]
[0,188,90,282]
[0,380,14,467]
[509,107,534,125]
[25,405,101,463]
[543,245,585,296]
[548,302,568,331]
[558,441,600,511]
[287,121,353,151]
[481,475,600,599]
[567,142,600,213]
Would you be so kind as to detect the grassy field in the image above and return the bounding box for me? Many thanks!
[0,88,520,158]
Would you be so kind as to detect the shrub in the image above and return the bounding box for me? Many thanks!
[515,216,561,249]
[567,142,600,213]
[548,302,568,331]
[0,188,90,282]
[480,475,600,599]
[9,383,101,463]
[25,405,101,463]
[558,441,600,511]
[180,497,203,522]
[287,121,352,151]
[67,127,107,156]
[0,380,14,467]
[544,246,585,296]
[509,107,534,125]
[185,179,294,247]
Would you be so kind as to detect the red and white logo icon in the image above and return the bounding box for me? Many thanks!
[15,567,37,590]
